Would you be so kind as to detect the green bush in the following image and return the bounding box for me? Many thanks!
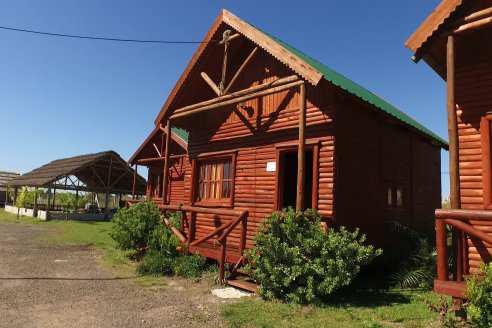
[110,201,161,250]
[174,254,207,278]
[137,250,175,275]
[245,208,382,304]
[465,262,492,327]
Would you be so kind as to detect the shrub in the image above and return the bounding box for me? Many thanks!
[465,262,492,327]
[110,201,161,250]
[147,222,180,256]
[137,250,175,275]
[390,237,437,290]
[174,253,207,278]
[245,208,382,304]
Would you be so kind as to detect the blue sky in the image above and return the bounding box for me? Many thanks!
[0,1,450,196]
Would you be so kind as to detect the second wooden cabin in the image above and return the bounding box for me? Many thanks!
[129,10,447,288]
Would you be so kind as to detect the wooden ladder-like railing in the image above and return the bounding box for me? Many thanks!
[159,204,248,286]
[434,209,492,297]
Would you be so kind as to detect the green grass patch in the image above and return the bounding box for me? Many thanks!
[222,290,442,328]
[0,208,167,288]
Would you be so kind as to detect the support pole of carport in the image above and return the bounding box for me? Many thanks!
[13,187,18,205]
[52,188,56,210]
[105,155,113,221]
[33,187,38,217]
[46,188,51,219]
[162,119,171,205]
[296,82,307,212]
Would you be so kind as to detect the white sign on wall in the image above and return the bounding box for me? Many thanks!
[266,161,276,172]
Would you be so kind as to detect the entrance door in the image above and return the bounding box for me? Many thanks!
[278,150,313,210]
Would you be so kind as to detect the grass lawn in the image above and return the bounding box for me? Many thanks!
[1,208,445,327]
[222,290,442,328]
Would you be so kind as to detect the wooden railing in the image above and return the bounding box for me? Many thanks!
[435,209,492,292]
[159,204,248,285]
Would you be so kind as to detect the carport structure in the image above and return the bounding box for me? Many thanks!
[8,151,146,219]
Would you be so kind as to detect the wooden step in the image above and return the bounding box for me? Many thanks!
[234,268,252,276]
[227,279,258,293]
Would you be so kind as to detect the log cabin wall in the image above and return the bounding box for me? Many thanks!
[334,93,441,245]
[178,50,335,249]
[454,29,492,273]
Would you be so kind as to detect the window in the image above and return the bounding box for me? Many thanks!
[151,174,163,198]
[196,158,233,203]
[387,185,404,209]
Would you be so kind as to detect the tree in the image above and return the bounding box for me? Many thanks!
[15,186,29,220]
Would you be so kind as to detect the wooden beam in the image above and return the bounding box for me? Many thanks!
[153,143,162,157]
[224,47,258,94]
[46,188,51,219]
[447,35,460,210]
[173,75,299,115]
[436,218,449,281]
[219,39,229,94]
[171,79,304,120]
[451,15,492,35]
[219,33,240,44]
[296,83,307,211]
[222,10,323,85]
[162,119,172,205]
[454,7,492,27]
[200,72,221,96]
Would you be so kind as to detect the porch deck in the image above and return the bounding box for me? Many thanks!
[434,209,492,298]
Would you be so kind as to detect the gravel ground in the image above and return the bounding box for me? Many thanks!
[0,223,229,328]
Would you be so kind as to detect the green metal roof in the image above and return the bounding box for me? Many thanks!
[262,32,448,148]
[171,126,189,143]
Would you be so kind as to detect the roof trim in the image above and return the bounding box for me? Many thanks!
[128,126,188,165]
[406,0,464,55]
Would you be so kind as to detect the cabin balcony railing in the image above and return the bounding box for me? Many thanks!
[434,209,492,297]
[159,204,248,286]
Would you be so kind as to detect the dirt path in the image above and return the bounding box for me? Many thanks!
[0,223,228,328]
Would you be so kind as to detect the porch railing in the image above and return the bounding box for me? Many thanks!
[435,209,492,295]
[159,204,248,285]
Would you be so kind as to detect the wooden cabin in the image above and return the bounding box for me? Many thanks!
[131,10,446,289]
[406,0,492,298]
[129,126,189,204]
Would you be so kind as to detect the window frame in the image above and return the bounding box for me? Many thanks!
[192,151,237,207]
[481,115,492,209]
[386,183,405,210]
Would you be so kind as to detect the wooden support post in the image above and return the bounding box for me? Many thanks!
[104,190,110,221]
[46,188,51,219]
[13,187,18,206]
[296,82,306,211]
[52,188,56,209]
[189,211,196,242]
[447,35,460,210]
[33,187,38,217]
[240,217,247,254]
[162,120,171,205]
[132,164,137,200]
[219,238,227,286]
[453,228,463,282]
[436,218,449,281]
